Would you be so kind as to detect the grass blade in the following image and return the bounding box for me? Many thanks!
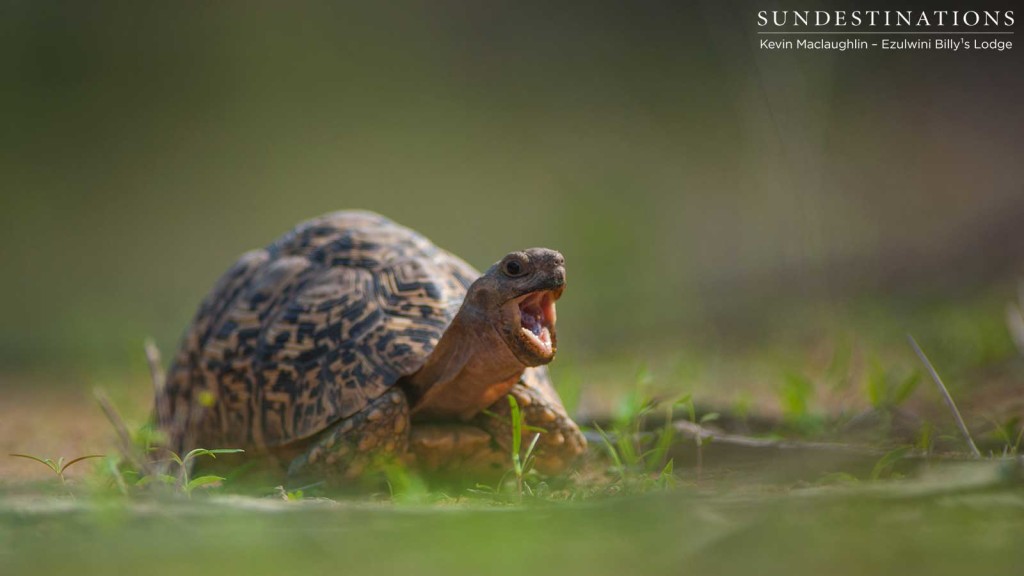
[9,453,51,466]
[507,395,523,476]
[10,453,61,475]
[908,334,981,458]
[93,388,152,475]
[592,424,624,470]
[60,454,106,473]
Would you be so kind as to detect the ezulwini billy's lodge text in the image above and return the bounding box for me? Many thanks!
[759,38,1013,52]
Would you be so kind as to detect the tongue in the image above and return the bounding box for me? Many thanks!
[521,309,543,336]
[519,292,549,336]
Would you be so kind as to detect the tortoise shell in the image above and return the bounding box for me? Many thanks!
[158,210,494,451]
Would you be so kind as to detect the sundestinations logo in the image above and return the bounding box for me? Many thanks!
[756,9,1015,52]
[757,10,1014,28]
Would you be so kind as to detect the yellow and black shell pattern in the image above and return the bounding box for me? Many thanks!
[157,210,479,452]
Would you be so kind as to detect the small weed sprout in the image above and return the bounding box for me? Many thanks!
[9,453,105,487]
[94,345,248,498]
[870,446,911,481]
[778,372,824,435]
[93,385,244,497]
[382,460,430,503]
[276,485,305,502]
[677,395,718,482]
[986,416,1024,457]
[866,361,921,413]
[473,395,544,501]
[149,448,244,497]
[915,422,935,456]
[507,394,542,500]
[593,376,687,492]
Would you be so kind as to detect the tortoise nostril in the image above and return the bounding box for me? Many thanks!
[553,253,565,267]
[553,267,566,286]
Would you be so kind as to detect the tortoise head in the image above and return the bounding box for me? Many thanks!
[464,248,565,366]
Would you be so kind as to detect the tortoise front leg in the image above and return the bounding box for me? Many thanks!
[408,423,508,477]
[472,367,587,475]
[407,369,586,478]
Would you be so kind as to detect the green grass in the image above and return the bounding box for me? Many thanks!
[3,459,1023,576]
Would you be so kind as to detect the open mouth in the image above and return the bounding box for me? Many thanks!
[506,288,560,361]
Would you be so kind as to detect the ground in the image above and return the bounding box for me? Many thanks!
[3,296,1024,576]
[0,384,148,482]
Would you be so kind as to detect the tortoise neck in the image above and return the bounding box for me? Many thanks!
[403,309,525,421]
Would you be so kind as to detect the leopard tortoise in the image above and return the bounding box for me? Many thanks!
[155,210,586,480]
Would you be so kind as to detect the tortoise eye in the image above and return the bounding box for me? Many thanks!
[503,259,524,277]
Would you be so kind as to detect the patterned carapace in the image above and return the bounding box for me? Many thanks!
[157,210,574,466]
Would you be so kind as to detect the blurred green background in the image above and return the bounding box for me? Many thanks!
[1,0,1022,388]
